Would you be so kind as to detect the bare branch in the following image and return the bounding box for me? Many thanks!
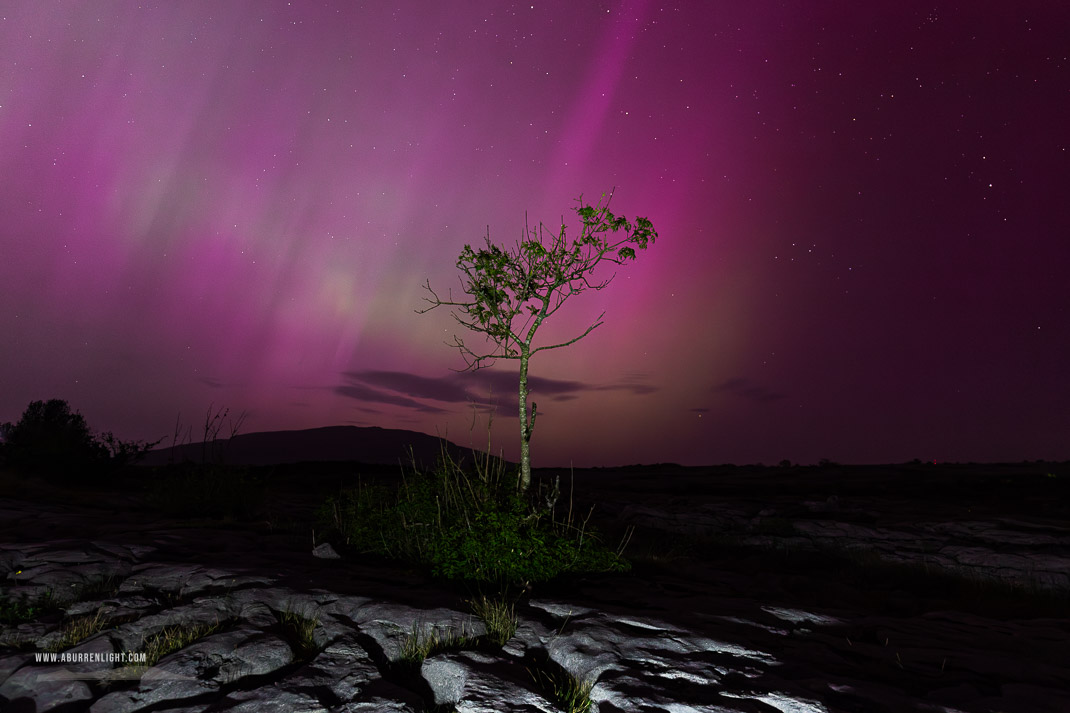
[417,278,473,313]
[530,313,605,355]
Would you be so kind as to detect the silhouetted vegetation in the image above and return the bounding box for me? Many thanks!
[164,403,248,465]
[0,399,159,481]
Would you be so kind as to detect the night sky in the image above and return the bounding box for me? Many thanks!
[2,2,1068,468]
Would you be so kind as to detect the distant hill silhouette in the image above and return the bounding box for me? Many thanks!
[139,425,502,470]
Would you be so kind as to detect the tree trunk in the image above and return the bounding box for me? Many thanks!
[517,347,532,492]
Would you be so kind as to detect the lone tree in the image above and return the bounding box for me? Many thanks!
[418,192,657,491]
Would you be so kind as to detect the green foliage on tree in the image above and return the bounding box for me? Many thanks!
[0,399,160,480]
[419,192,657,491]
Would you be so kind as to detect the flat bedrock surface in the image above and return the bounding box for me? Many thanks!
[1,462,1067,712]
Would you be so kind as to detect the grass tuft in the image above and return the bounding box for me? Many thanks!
[279,605,320,661]
[468,595,518,646]
[46,607,109,652]
[139,619,225,667]
[529,662,594,713]
[398,621,476,667]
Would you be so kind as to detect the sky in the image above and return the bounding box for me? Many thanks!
[2,1,1068,468]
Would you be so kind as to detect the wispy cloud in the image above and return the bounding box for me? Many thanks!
[344,370,472,403]
[589,370,660,396]
[335,369,658,416]
[713,377,785,403]
[334,379,448,414]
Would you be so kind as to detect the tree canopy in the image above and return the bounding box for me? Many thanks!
[420,192,657,490]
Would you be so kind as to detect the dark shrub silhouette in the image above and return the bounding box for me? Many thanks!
[0,399,157,480]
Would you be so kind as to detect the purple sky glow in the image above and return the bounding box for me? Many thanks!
[2,1,1069,467]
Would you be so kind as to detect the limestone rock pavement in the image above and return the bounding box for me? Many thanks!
[2,464,1069,712]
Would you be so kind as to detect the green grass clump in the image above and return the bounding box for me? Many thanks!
[279,606,320,661]
[529,662,594,713]
[139,619,226,667]
[399,621,476,666]
[46,607,109,652]
[468,595,517,646]
[316,447,629,585]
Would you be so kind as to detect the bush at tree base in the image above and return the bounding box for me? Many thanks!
[317,458,628,585]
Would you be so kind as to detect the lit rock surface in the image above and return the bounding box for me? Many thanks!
[2,464,1069,712]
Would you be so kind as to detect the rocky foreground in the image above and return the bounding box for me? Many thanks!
[1,462,1069,712]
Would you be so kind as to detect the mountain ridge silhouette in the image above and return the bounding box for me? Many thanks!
[139,424,502,469]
